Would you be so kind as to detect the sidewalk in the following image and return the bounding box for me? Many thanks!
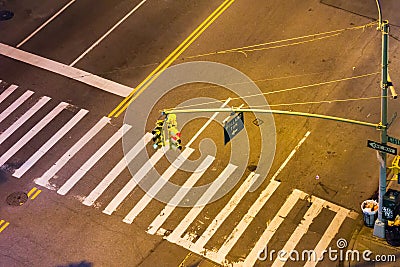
[346,176,400,266]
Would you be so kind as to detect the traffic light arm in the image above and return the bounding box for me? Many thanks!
[162,108,384,129]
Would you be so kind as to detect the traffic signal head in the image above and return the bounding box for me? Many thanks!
[169,126,182,150]
[152,120,165,149]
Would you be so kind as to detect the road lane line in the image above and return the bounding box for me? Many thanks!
[17,0,77,47]
[82,132,152,206]
[271,198,325,267]
[0,43,132,97]
[123,147,194,224]
[192,172,257,252]
[270,131,311,181]
[35,117,110,188]
[166,163,238,244]
[57,124,132,195]
[0,96,51,145]
[30,189,42,200]
[0,90,34,124]
[0,102,68,166]
[13,108,88,178]
[146,155,215,235]
[0,84,18,103]
[242,189,305,267]
[109,0,235,117]
[212,179,281,262]
[186,98,230,147]
[102,147,166,215]
[70,0,147,66]
[0,221,10,233]
[304,208,349,267]
[27,187,37,197]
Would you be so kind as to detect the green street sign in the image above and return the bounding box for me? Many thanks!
[388,136,400,146]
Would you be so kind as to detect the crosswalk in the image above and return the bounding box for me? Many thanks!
[0,83,358,266]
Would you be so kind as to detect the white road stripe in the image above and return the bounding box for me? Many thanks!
[0,84,18,103]
[0,43,132,97]
[0,102,68,167]
[241,189,305,267]
[102,148,166,215]
[13,108,88,178]
[211,179,281,262]
[70,0,147,66]
[271,131,311,181]
[147,155,215,235]
[271,198,325,267]
[82,132,152,206]
[186,98,230,147]
[166,164,238,244]
[192,172,258,252]
[0,96,51,145]
[57,124,132,195]
[0,90,34,124]
[304,209,349,267]
[123,147,195,224]
[35,117,110,188]
[17,0,76,47]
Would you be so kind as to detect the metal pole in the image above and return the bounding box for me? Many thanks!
[374,20,389,238]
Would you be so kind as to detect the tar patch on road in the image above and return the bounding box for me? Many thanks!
[6,192,28,206]
[0,10,13,21]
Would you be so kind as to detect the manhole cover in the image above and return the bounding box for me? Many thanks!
[0,10,13,21]
[6,192,28,206]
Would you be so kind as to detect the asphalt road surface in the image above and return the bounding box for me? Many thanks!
[0,0,400,266]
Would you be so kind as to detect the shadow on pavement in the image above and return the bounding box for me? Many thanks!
[57,261,93,267]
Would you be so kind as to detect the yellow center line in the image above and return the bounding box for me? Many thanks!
[30,189,42,200]
[108,0,235,118]
[27,187,37,197]
[0,221,10,233]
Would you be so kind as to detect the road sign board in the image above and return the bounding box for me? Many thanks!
[367,140,397,155]
[224,112,244,145]
[388,136,400,146]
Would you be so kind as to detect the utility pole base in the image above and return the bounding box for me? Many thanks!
[373,219,386,238]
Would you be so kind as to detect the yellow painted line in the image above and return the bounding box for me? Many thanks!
[27,187,37,197]
[0,221,10,233]
[108,0,235,118]
[179,252,192,267]
[30,189,42,200]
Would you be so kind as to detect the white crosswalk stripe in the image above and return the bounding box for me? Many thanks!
[0,84,358,267]
[0,90,34,124]
[0,96,50,145]
[0,101,68,166]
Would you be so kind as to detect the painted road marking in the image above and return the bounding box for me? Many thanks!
[192,172,258,252]
[242,189,305,267]
[166,163,238,244]
[35,117,110,188]
[57,124,132,195]
[70,0,147,66]
[0,90,34,124]
[0,84,18,103]
[108,0,235,117]
[0,101,68,166]
[102,147,166,215]
[17,0,76,47]
[82,132,153,206]
[0,220,10,233]
[27,187,42,200]
[123,148,195,224]
[0,43,132,97]
[146,155,215,235]
[271,198,325,267]
[0,96,50,146]
[304,208,349,267]
[13,108,89,178]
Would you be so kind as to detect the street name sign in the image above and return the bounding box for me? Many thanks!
[367,140,397,155]
[224,112,244,145]
[388,136,400,146]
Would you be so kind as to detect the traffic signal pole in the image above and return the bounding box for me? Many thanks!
[374,20,389,238]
